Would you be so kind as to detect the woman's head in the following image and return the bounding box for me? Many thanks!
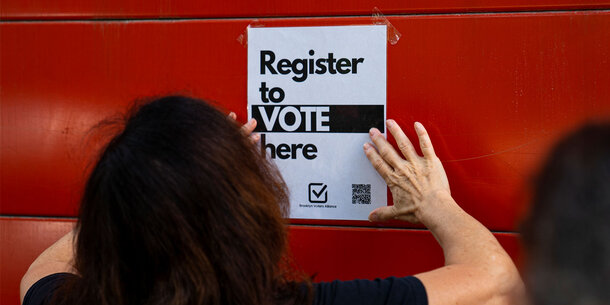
[521,122,610,305]
[64,96,305,305]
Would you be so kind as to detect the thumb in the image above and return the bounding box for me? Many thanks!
[368,205,398,222]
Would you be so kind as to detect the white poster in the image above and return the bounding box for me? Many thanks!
[247,25,387,220]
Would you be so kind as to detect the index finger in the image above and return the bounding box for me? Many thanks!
[369,127,404,169]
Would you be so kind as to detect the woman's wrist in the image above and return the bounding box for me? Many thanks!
[416,190,462,230]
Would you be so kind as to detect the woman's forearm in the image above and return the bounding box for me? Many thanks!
[420,192,507,266]
[416,192,523,304]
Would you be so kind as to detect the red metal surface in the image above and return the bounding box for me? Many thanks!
[3,12,610,230]
[0,217,521,305]
[289,225,522,282]
[1,0,609,20]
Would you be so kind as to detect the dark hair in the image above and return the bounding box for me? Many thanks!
[521,122,610,305]
[55,96,311,305]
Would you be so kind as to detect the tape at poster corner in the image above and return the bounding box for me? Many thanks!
[237,19,265,47]
[236,8,402,47]
[372,7,402,45]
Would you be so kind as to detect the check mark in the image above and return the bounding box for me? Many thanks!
[312,185,327,198]
[308,183,328,203]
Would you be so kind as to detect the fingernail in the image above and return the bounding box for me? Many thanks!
[363,142,371,151]
[252,133,260,141]
[414,122,423,131]
[387,119,395,127]
[369,128,380,137]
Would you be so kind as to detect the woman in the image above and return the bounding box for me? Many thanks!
[521,123,610,305]
[21,96,522,305]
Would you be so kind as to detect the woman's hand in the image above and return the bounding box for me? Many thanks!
[228,112,260,143]
[364,120,450,224]
[365,120,525,305]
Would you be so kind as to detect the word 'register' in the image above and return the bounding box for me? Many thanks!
[260,50,365,82]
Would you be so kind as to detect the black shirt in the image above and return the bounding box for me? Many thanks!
[24,273,427,305]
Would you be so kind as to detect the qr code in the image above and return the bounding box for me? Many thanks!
[352,184,371,204]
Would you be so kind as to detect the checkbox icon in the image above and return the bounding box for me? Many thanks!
[308,183,328,203]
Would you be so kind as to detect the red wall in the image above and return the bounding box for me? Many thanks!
[2,2,609,305]
[2,0,610,19]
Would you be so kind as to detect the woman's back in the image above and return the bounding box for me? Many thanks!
[54,96,308,305]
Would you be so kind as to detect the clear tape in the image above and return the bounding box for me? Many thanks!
[237,19,264,47]
[372,7,401,45]
[237,8,401,46]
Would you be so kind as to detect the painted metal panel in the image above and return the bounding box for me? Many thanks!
[1,0,609,20]
[289,225,522,282]
[3,12,609,230]
[0,218,521,305]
